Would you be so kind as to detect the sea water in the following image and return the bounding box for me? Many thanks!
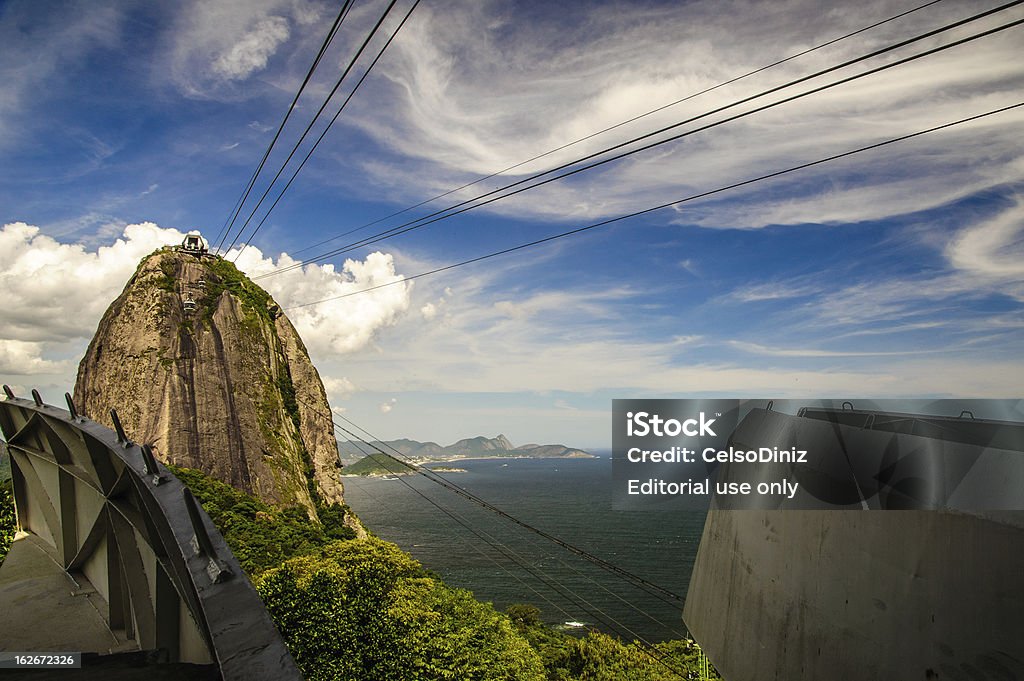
[342,455,707,643]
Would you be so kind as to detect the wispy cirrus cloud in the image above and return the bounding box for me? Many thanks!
[163,0,327,98]
[946,196,1024,280]
[338,0,1024,230]
[0,0,124,148]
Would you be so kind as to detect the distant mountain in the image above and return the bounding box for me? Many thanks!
[337,439,446,461]
[338,434,592,464]
[342,452,417,476]
[448,434,515,456]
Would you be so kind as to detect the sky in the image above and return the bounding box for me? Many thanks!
[1,0,1022,449]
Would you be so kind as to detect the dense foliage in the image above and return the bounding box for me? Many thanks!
[0,478,14,567]
[202,256,275,325]
[174,465,720,680]
[505,604,720,680]
[256,538,547,681]
[169,465,354,575]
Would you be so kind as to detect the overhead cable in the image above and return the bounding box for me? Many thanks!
[283,100,1024,309]
[330,416,691,677]
[336,426,689,646]
[222,0,405,256]
[285,0,947,259]
[214,0,355,253]
[258,1,1024,280]
[231,0,421,262]
[331,412,688,605]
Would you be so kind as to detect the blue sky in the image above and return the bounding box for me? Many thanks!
[1,0,1022,448]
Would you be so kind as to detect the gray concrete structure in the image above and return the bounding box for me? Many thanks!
[684,406,1024,680]
[0,388,300,680]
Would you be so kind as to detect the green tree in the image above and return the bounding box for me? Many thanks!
[0,479,16,566]
[255,537,546,681]
[170,465,342,574]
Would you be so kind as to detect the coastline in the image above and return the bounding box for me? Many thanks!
[340,452,598,478]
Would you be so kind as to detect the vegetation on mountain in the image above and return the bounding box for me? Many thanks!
[74,249,349,516]
[342,452,417,476]
[256,538,547,681]
[505,603,721,680]
[175,464,719,680]
[170,465,355,575]
[0,478,14,567]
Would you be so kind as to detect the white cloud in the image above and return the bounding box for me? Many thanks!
[0,221,190,344]
[0,341,72,376]
[379,398,397,413]
[946,198,1024,279]
[322,375,357,397]
[727,340,935,358]
[212,16,291,80]
[340,0,1024,229]
[727,282,819,303]
[0,221,411,392]
[230,246,412,356]
[165,0,330,97]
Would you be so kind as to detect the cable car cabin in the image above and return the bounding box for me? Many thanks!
[180,231,209,255]
[183,296,197,313]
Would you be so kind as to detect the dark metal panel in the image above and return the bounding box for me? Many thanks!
[109,510,157,650]
[0,393,301,679]
[9,449,62,553]
[58,468,78,568]
[155,563,182,661]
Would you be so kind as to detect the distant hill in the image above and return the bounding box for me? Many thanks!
[338,434,592,464]
[342,452,417,476]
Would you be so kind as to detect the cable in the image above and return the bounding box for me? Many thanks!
[214,0,355,253]
[231,0,421,262]
[285,0,947,259]
[333,419,691,678]
[332,411,688,607]
[340,426,689,638]
[256,0,1024,280]
[281,100,1024,309]
[223,0,408,257]
[340,437,580,625]
[297,391,688,608]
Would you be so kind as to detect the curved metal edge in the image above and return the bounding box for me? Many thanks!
[0,396,301,681]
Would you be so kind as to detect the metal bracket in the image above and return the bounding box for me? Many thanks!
[110,409,132,447]
[140,444,166,486]
[65,393,81,421]
[182,489,233,584]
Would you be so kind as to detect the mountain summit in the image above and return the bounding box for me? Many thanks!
[73,236,348,520]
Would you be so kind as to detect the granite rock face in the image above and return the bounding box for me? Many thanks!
[74,246,349,521]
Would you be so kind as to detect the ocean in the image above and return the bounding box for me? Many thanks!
[341,455,707,643]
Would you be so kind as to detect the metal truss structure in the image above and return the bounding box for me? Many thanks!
[0,387,300,680]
